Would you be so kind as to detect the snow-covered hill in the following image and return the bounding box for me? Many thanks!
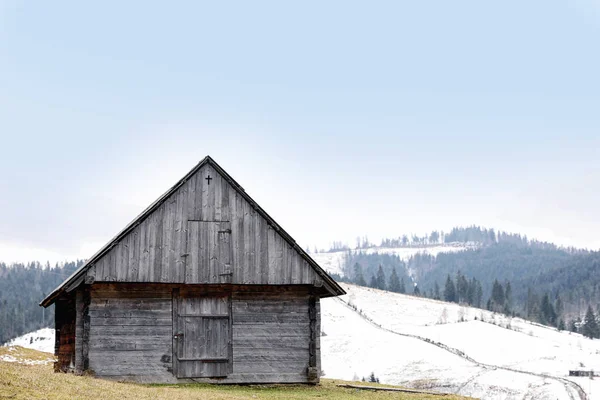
[3,328,54,353]
[322,283,599,400]
[310,243,477,276]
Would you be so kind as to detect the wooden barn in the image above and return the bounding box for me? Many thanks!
[40,156,345,383]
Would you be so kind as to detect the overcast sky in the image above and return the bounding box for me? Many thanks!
[1,1,599,264]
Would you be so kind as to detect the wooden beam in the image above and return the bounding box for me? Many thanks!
[337,384,450,396]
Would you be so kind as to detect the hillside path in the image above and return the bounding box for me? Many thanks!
[334,297,588,400]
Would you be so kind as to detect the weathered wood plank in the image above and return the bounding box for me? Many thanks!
[89,350,171,359]
[89,325,172,336]
[89,309,172,318]
[242,201,253,283]
[90,338,171,351]
[89,299,172,311]
[138,220,150,282]
[173,189,186,282]
[172,288,180,380]
[90,317,172,326]
[127,228,140,281]
[231,189,242,283]
[185,169,198,221]
[232,314,309,324]
[233,353,308,362]
[234,337,310,347]
[90,362,172,376]
[153,208,164,282]
[160,199,174,283]
[257,216,268,284]
[203,165,215,221]
[315,297,321,378]
[233,299,308,311]
[337,385,450,396]
[234,362,308,374]
[91,289,172,298]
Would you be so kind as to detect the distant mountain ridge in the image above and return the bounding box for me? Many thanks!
[311,226,598,328]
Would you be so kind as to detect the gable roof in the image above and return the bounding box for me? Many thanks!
[41,156,345,307]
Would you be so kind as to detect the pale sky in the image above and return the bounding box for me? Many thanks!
[1,1,600,264]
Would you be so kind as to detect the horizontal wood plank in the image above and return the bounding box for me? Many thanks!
[232,314,309,324]
[90,325,172,336]
[89,309,172,319]
[91,317,172,326]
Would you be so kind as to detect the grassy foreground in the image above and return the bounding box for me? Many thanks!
[0,346,471,400]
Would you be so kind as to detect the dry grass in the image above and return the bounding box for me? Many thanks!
[0,346,472,400]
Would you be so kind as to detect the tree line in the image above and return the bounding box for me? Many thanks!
[0,261,83,344]
[344,260,600,339]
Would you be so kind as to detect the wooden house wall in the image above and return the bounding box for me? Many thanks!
[85,164,322,287]
[87,285,173,381]
[230,291,312,382]
[83,284,318,383]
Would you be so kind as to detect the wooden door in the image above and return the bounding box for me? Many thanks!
[173,294,232,378]
[185,221,232,284]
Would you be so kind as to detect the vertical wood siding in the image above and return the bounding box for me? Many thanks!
[174,295,231,378]
[85,164,322,287]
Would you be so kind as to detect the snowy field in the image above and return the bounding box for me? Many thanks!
[322,283,598,400]
[310,242,477,277]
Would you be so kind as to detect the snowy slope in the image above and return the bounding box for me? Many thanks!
[310,242,477,277]
[310,251,347,276]
[322,283,597,400]
[3,328,54,353]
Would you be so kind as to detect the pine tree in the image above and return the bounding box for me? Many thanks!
[554,295,564,321]
[582,305,599,339]
[569,319,578,333]
[353,263,367,286]
[369,274,377,288]
[375,265,386,290]
[540,293,556,326]
[504,281,512,315]
[466,278,475,306]
[444,275,456,303]
[388,268,401,292]
[433,282,441,300]
[490,280,505,312]
[526,288,540,322]
[399,278,406,294]
[475,281,483,308]
[413,284,420,296]
[456,271,468,304]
